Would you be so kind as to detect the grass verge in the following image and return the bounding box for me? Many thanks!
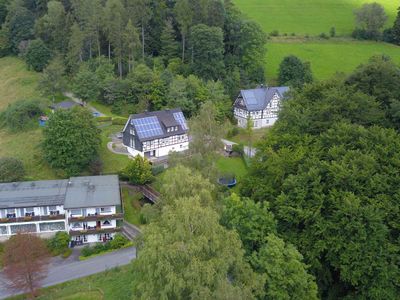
[121,187,143,227]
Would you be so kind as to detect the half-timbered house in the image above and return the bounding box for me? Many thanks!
[234,86,289,128]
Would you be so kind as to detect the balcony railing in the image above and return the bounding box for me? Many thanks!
[69,227,122,236]
[68,213,124,222]
[0,214,65,224]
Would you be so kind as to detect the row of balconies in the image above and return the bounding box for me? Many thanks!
[0,214,65,224]
[0,212,124,224]
[69,226,122,236]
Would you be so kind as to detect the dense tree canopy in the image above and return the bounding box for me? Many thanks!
[43,107,100,175]
[278,55,313,88]
[241,76,400,298]
[121,155,153,185]
[25,38,51,71]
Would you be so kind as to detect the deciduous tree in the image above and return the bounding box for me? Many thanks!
[278,55,313,88]
[39,56,66,104]
[2,233,50,297]
[132,196,264,299]
[25,38,51,71]
[121,155,153,185]
[174,0,192,62]
[43,107,100,175]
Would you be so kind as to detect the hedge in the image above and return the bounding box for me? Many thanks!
[112,117,128,125]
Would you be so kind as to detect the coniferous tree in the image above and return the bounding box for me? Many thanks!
[174,0,192,62]
[160,19,178,63]
[124,19,141,73]
[392,6,400,45]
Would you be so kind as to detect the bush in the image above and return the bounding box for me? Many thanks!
[269,30,279,37]
[112,117,128,125]
[152,164,165,176]
[121,156,154,185]
[96,116,112,122]
[25,39,51,72]
[330,27,336,37]
[0,99,45,132]
[232,144,244,156]
[47,231,70,255]
[109,234,129,249]
[319,32,329,39]
[352,28,381,40]
[0,157,25,183]
[226,127,239,138]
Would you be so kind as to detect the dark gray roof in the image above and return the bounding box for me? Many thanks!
[124,108,189,142]
[64,175,121,209]
[51,101,80,110]
[0,180,68,208]
[237,86,290,111]
[0,175,121,209]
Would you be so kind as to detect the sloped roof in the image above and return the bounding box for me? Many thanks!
[125,108,189,142]
[0,180,68,208]
[64,175,121,209]
[238,86,290,111]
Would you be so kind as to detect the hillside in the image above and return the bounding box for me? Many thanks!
[0,57,42,111]
[235,0,397,36]
[234,0,400,81]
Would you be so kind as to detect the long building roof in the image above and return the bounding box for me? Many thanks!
[0,175,120,209]
[237,86,290,111]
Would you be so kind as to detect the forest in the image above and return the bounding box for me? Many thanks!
[0,0,266,117]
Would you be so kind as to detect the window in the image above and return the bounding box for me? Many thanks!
[6,209,15,218]
[0,226,7,235]
[102,220,111,226]
[70,209,82,216]
[39,222,65,232]
[25,207,35,217]
[10,223,36,234]
[100,207,112,213]
[42,206,48,215]
[72,222,82,229]
[167,128,170,132]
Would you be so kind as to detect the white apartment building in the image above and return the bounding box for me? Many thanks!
[0,175,123,244]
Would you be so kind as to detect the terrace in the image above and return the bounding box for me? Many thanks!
[69,212,123,222]
[0,214,65,224]
[69,227,122,236]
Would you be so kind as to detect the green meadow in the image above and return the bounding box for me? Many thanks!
[234,0,397,36]
[234,0,400,81]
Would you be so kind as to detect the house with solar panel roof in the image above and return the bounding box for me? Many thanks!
[234,85,290,128]
[122,108,189,158]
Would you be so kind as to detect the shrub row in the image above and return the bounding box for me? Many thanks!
[80,234,130,257]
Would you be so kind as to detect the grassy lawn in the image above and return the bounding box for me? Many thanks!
[121,186,143,227]
[266,39,400,81]
[234,0,397,36]
[233,0,400,81]
[98,124,130,174]
[0,57,43,111]
[0,128,57,180]
[91,101,123,118]
[216,156,247,179]
[10,265,134,300]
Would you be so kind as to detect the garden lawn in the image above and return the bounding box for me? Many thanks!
[0,57,43,111]
[121,186,143,227]
[266,39,400,81]
[0,129,56,180]
[216,156,247,180]
[10,265,134,300]
[234,0,397,36]
[98,124,130,174]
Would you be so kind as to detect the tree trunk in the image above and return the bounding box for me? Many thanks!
[108,42,111,61]
[97,32,101,58]
[141,24,145,60]
[119,57,122,79]
[128,54,131,73]
[182,34,185,62]
[89,40,92,59]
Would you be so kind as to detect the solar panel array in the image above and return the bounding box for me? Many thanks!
[173,112,188,130]
[132,116,164,139]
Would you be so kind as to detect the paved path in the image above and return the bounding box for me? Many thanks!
[64,92,105,117]
[0,247,136,299]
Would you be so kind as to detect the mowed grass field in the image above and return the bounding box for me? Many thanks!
[0,57,42,111]
[234,0,398,36]
[234,0,400,81]
[266,39,400,80]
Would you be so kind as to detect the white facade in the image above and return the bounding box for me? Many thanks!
[127,133,189,158]
[0,205,66,242]
[234,92,282,129]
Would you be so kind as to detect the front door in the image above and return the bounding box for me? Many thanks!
[96,221,101,229]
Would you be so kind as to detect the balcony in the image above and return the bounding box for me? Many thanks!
[69,227,122,236]
[0,214,65,224]
[68,213,124,222]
